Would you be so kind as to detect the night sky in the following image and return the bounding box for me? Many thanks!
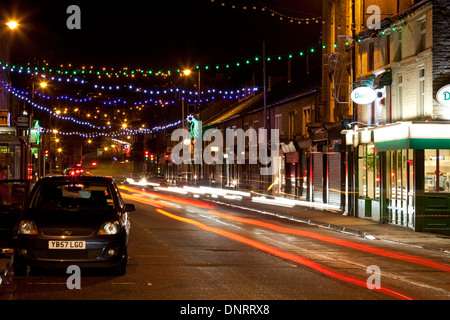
[1,0,323,135]
[1,0,322,68]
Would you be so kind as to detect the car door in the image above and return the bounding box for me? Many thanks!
[0,180,32,249]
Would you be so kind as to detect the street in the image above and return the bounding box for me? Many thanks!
[1,185,449,302]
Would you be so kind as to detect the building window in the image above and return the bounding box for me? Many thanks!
[385,34,390,65]
[302,107,311,136]
[397,74,403,121]
[244,122,249,146]
[395,30,402,62]
[419,19,426,52]
[425,150,450,193]
[274,114,282,132]
[288,112,295,140]
[253,120,259,144]
[368,42,375,71]
[418,67,425,116]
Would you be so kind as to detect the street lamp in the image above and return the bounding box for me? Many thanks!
[6,21,19,30]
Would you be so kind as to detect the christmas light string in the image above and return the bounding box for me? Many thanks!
[2,26,385,83]
[39,119,182,138]
[6,85,111,131]
[6,83,260,134]
[5,62,261,108]
[209,0,323,25]
[32,83,259,108]
[1,40,330,81]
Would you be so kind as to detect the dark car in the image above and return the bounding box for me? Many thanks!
[13,176,135,275]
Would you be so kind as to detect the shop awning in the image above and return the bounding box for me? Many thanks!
[343,122,450,151]
[374,122,450,151]
[373,70,392,89]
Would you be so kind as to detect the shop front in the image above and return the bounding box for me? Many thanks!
[347,122,450,235]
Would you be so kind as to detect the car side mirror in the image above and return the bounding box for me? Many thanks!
[123,203,136,212]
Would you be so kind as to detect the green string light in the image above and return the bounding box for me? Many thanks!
[5,43,328,81]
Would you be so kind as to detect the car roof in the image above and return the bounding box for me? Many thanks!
[38,175,115,184]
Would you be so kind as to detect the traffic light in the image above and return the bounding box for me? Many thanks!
[44,149,49,160]
[144,150,149,161]
[150,153,154,163]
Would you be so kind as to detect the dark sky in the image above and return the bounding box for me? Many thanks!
[2,0,322,69]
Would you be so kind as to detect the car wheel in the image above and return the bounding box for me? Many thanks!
[13,261,28,276]
[114,248,127,276]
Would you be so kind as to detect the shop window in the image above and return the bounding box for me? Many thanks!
[387,149,414,227]
[425,149,450,193]
[358,144,380,199]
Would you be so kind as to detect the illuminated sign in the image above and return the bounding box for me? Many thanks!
[436,84,450,109]
[350,87,377,104]
[0,146,9,153]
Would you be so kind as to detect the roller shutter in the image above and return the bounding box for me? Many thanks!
[327,153,341,207]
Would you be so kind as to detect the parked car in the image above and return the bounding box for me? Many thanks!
[13,175,135,275]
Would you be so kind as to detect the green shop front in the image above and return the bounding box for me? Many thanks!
[347,122,450,236]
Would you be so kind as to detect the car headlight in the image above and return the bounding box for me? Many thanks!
[98,221,120,235]
[18,220,38,235]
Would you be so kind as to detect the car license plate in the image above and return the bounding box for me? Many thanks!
[48,240,86,249]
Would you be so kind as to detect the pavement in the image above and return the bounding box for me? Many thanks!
[2,178,450,288]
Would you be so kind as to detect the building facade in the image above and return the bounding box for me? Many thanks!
[343,0,450,235]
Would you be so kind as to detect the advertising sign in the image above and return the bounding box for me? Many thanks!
[436,84,450,108]
[350,87,377,104]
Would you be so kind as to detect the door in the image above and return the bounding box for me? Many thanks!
[407,153,415,229]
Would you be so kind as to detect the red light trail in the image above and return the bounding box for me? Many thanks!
[122,188,449,299]
[206,210,450,273]
[155,208,413,300]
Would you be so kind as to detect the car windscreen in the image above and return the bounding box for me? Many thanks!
[28,182,116,211]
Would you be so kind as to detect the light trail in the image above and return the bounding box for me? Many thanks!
[119,185,215,210]
[155,208,413,300]
[121,193,167,209]
[206,210,450,273]
[121,186,450,273]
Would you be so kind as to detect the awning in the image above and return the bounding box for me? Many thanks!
[281,141,296,153]
[373,70,392,89]
[374,122,450,151]
[342,122,450,151]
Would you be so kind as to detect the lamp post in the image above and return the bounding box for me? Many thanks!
[28,80,48,180]
[2,20,20,176]
[182,68,203,182]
